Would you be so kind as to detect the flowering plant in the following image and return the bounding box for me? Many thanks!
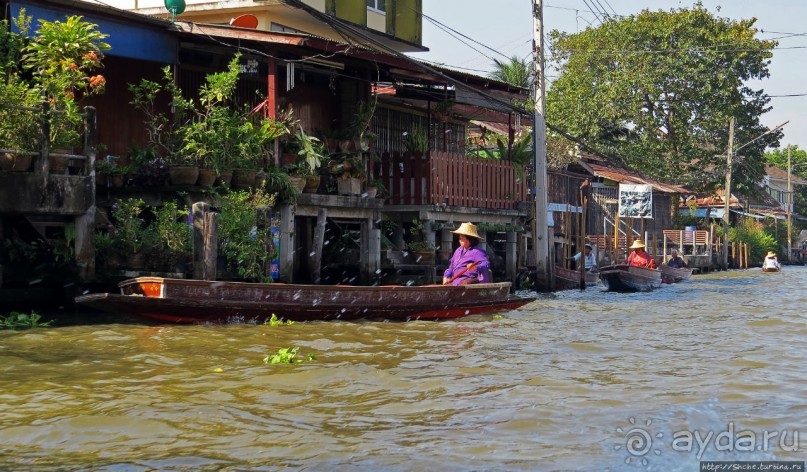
[23,15,109,148]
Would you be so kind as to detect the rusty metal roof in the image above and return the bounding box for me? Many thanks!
[577,153,689,194]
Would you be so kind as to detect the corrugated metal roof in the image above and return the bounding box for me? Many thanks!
[577,154,688,194]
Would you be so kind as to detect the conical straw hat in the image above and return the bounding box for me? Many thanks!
[629,240,646,250]
[451,222,484,240]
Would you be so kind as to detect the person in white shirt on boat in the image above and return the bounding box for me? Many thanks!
[571,243,598,272]
[666,249,686,268]
[762,251,781,271]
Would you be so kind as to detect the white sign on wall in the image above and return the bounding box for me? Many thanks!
[618,184,653,218]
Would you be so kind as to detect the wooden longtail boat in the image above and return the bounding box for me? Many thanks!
[598,264,662,292]
[660,265,695,284]
[554,266,599,290]
[74,277,536,323]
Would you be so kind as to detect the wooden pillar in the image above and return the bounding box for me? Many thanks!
[256,205,273,280]
[440,228,453,263]
[506,231,517,286]
[202,212,218,280]
[278,204,296,283]
[312,208,327,284]
[370,226,381,283]
[192,202,212,280]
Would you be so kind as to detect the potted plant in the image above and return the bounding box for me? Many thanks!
[108,197,156,269]
[129,66,197,185]
[364,177,387,199]
[406,218,436,264]
[347,100,376,151]
[333,153,364,196]
[22,15,109,169]
[262,165,300,203]
[0,13,41,172]
[292,125,326,193]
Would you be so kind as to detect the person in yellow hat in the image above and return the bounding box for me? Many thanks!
[624,239,657,269]
[442,222,491,286]
[762,251,780,271]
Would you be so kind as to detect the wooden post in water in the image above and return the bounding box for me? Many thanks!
[256,205,272,280]
[192,202,212,280]
[312,208,327,284]
[203,212,217,281]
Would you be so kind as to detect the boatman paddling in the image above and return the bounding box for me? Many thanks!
[442,222,491,286]
[625,239,657,269]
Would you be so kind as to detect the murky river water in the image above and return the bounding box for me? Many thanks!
[1,267,806,471]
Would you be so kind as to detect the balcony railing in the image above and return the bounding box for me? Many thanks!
[377,151,528,209]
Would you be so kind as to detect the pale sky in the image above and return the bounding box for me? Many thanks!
[408,0,807,152]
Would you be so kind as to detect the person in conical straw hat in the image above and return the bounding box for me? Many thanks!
[624,239,657,269]
[442,222,491,286]
[762,250,780,271]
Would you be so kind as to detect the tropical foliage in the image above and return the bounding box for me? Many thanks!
[547,5,778,190]
[489,55,534,111]
[726,218,777,265]
[23,14,109,148]
[216,189,277,282]
[0,311,52,329]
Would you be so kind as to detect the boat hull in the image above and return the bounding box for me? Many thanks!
[762,267,781,273]
[660,266,695,283]
[598,264,662,292]
[75,278,536,323]
[554,266,599,290]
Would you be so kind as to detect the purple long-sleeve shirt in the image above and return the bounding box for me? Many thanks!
[443,246,491,286]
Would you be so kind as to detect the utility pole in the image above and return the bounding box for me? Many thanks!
[532,0,550,286]
[787,146,792,263]
[722,117,734,270]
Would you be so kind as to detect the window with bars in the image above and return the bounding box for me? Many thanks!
[372,106,466,154]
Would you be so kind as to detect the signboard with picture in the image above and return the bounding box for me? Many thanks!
[618,184,653,218]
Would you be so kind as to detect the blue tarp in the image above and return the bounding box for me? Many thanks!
[11,2,177,64]
[678,208,725,218]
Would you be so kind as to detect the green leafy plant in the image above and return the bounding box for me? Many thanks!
[292,125,326,176]
[365,177,387,197]
[23,15,109,149]
[110,197,152,254]
[128,67,192,164]
[263,313,295,326]
[217,188,277,282]
[262,165,300,203]
[0,311,52,329]
[404,126,429,153]
[406,218,435,251]
[727,218,778,265]
[152,201,191,259]
[263,346,315,364]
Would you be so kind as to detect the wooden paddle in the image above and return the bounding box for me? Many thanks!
[443,261,478,285]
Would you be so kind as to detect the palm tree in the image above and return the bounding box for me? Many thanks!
[489,55,532,89]
[489,55,533,113]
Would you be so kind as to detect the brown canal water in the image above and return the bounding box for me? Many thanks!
[1,267,807,471]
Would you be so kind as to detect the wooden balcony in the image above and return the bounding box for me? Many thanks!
[376,151,528,209]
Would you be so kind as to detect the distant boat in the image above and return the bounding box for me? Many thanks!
[75,277,536,323]
[762,267,781,273]
[598,264,662,292]
[554,266,599,290]
[660,265,695,284]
